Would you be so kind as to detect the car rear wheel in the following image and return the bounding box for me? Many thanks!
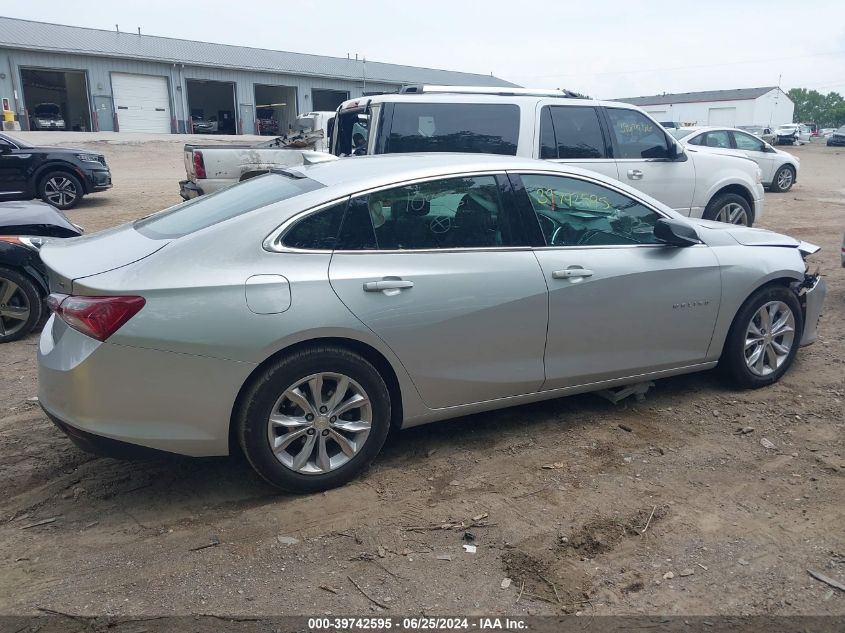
[704,192,753,226]
[770,165,795,193]
[39,171,83,210]
[721,285,803,389]
[237,345,391,493]
[0,267,42,343]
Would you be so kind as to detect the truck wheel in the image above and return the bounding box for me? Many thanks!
[770,165,795,193]
[703,193,753,226]
[237,345,392,493]
[0,267,43,343]
[721,285,803,389]
[39,171,83,210]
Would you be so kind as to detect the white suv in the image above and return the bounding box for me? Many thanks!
[329,86,765,226]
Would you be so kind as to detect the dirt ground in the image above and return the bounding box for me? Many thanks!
[0,136,842,617]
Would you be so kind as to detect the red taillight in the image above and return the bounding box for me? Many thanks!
[47,293,145,341]
[192,150,206,179]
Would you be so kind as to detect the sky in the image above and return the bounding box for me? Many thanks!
[4,0,844,98]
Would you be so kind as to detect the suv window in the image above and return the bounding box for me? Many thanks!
[539,106,605,159]
[605,108,670,159]
[341,175,525,250]
[519,174,663,246]
[732,131,765,151]
[385,104,519,155]
[135,173,324,239]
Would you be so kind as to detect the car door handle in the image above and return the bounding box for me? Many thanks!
[552,269,594,279]
[363,279,414,292]
[627,169,644,180]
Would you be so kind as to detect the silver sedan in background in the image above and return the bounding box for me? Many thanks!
[37,154,826,492]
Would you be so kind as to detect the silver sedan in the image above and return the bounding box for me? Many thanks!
[37,154,826,492]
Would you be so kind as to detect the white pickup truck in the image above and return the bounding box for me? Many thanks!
[179,112,336,200]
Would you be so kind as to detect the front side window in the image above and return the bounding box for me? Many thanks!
[539,105,606,159]
[702,130,731,149]
[605,108,670,159]
[385,103,519,155]
[732,131,765,151]
[520,174,663,247]
[135,173,324,240]
[334,108,373,156]
[341,175,524,250]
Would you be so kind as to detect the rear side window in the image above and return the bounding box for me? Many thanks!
[538,106,606,159]
[605,108,670,159]
[281,201,347,250]
[701,130,731,149]
[135,173,324,239]
[385,103,519,155]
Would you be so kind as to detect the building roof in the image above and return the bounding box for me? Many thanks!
[0,17,517,88]
[614,87,782,106]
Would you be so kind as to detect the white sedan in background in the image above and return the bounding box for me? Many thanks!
[671,127,800,193]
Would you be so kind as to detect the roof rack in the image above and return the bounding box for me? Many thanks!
[398,85,582,98]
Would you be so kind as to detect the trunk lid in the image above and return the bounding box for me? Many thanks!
[39,223,168,293]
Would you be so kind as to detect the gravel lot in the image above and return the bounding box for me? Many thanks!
[0,135,843,617]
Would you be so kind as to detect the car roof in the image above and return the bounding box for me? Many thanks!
[296,153,606,189]
[338,92,640,112]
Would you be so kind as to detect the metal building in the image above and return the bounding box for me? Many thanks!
[615,87,795,128]
[0,16,516,135]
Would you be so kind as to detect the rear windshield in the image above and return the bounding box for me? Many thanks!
[385,103,519,155]
[134,172,324,239]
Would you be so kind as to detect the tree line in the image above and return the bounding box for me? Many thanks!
[787,88,845,128]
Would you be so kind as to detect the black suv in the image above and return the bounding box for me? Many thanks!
[0,132,112,209]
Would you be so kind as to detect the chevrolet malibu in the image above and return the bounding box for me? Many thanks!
[37,154,826,492]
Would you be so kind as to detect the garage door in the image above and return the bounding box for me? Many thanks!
[707,107,736,127]
[112,73,171,133]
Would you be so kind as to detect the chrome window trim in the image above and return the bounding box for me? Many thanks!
[263,196,351,253]
[264,170,513,254]
[264,168,690,254]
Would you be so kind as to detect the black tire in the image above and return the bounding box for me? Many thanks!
[770,164,795,193]
[720,285,803,389]
[703,192,753,226]
[237,345,391,493]
[0,267,43,343]
[38,171,84,210]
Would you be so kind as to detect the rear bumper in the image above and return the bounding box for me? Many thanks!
[179,179,203,200]
[797,275,826,346]
[38,316,254,457]
[827,137,845,146]
[45,409,172,459]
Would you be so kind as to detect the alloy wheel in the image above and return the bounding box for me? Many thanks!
[715,202,750,225]
[744,301,795,377]
[267,372,372,474]
[776,168,793,190]
[0,277,31,338]
[43,177,78,208]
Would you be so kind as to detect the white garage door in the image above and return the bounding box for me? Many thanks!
[707,107,736,127]
[112,73,171,133]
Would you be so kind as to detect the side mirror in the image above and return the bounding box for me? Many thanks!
[668,142,684,161]
[654,218,701,247]
[0,145,10,154]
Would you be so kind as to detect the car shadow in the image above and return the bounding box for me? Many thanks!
[43,368,731,523]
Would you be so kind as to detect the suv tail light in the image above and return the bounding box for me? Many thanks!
[193,150,206,179]
[47,294,145,341]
